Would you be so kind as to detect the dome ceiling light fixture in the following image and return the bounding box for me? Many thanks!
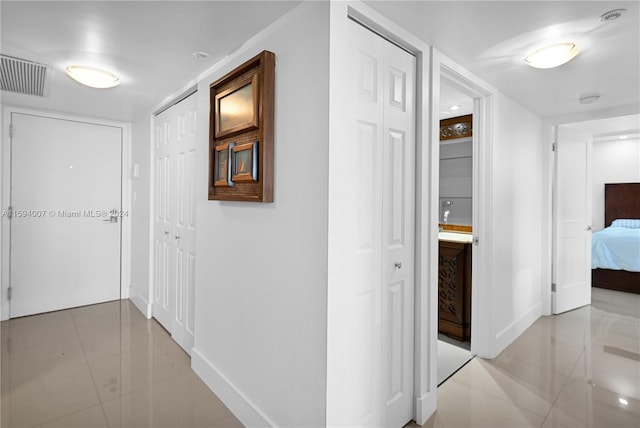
[65,65,120,88]
[525,42,580,69]
[449,105,460,111]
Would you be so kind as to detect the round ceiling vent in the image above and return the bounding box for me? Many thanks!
[599,9,626,22]
[579,94,601,105]
[192,51,210,60]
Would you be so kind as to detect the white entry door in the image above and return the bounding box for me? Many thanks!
[348,20,416,427]
[153,94,197,354]
[553,126,592,314]
[9,113,122,318]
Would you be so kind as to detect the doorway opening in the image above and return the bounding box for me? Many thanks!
[436,80,474,384]
[431,56,494,385]
[550,114,640,314]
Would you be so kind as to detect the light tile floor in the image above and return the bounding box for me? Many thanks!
[410,287,640,428]
[436,340,472,385]
[1,300,242,428]
[1,288,638,428]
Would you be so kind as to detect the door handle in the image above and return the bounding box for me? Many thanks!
[175,235,181,241]
[394,262,402,269]
[586,225,593,231]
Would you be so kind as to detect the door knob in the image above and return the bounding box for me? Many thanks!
[175,235,181,240]
[394,262,402,269]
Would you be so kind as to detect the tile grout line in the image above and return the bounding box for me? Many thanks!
[69,307,115,428]
[537,347,585,427]
[450,327,587,422]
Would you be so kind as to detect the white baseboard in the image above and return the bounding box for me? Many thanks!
[191,348,276,428]
[495,302,542,355]
[128,287,152,319]
[415,391,436,425]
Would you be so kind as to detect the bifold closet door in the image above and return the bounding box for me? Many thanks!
[346,20,417,428]
[153,94,197,354]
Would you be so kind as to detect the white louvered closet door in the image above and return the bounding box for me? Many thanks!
[153,93,197,355]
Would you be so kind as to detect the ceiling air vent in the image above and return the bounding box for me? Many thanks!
[599,9,626,22]
[0,54,50,97]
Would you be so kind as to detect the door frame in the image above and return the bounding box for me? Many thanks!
[0,106,132,320]
[328,3,431,424]
[541,106,640,316]
[432,51,495,359]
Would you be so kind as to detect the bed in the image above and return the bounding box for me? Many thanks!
[591,183,640,294]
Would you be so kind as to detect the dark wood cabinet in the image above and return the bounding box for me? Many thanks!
[438,241,472,341]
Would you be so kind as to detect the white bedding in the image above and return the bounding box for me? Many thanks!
[591,223,640,272]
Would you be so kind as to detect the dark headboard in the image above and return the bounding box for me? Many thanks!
[605,183,640,227]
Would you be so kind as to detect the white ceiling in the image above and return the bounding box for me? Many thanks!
[1,1,638,128]
[564,113,640,141]
[0,1,300,121]
[440,83,473,119]
[366,1,640,121]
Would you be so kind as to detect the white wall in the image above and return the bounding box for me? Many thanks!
[129,114,151,316]
[491,94,544,353]
[190,3,330,427]
[592,138,640,231]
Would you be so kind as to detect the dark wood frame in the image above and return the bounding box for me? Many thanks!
[213,142,233,187]
[231,141,258,183]
[591,183,640,294]
[440,114,472,141]
[214,74,259,139]
[209,50,275,202]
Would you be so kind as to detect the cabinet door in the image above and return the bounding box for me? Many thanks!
[438,242,466,340]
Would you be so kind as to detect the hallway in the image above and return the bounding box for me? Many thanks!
[1,287,638,427]
[414,287,640,427]
[1,300,241,427]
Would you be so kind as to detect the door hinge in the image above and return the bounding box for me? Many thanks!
[7,286,12,301]
[551,283,557,292]
[552,142,556,152]
[9,123,14,138]
[473,236,479,245]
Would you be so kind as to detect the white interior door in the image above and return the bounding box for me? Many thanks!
[348,20,416,427]
[381,33,416,428]
[553,126,592,314]
[153,94,197,354]
[9,113,122,318]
